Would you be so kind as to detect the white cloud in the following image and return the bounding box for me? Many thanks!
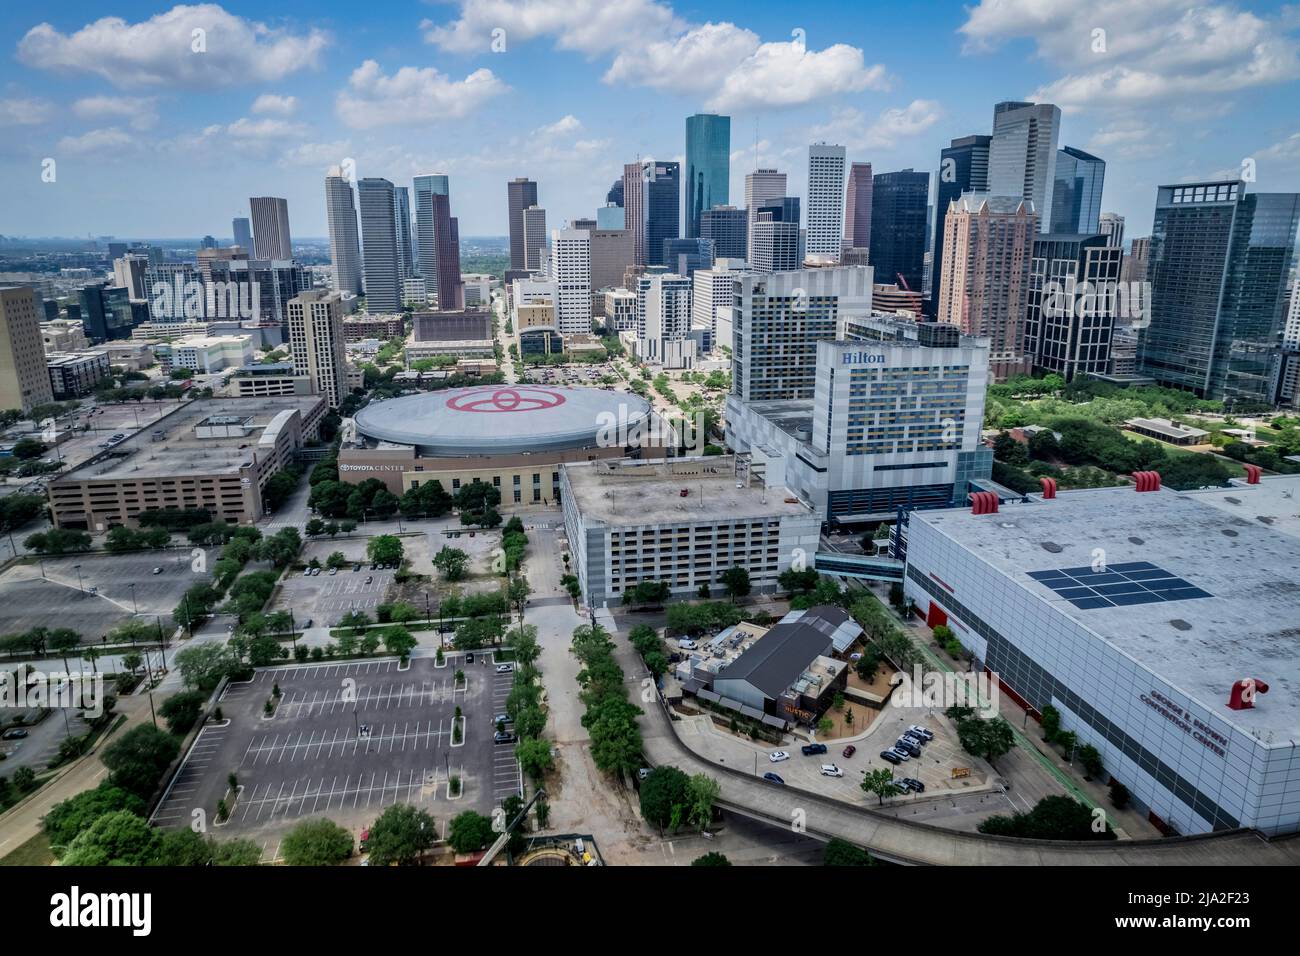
[0,97,52,126]
[251,93,298,116]
[424,0,680,56]
[959,0,1300,111]
[18,4,329,88]
[534,115,582,138]
[428,2,886,110]
[57,127,136,155]
[72,96,158,131]
[809,100,943,152]
[1259,131,1300,162]
[278,140,353,170]
[1085,119,1171,160]
[707,41,889,111]
[335,60,509,129]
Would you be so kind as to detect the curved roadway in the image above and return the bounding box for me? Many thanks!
[638,699,1300,866]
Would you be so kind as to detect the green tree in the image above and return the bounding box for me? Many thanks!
[690,851,731,866]
[446,810,496,854]
[158,690,206,735]
[280,818,354,866]
[382,626,417,661]
[861,768,903,806]
[367,534,404,566]
[101,724,181,798]
[639,766,689,831]
[366,803,437,865]
[978,795,1114,841]
[60,810,160,866]
[686,773,720,831]
[515,736,553,780]
[433,546,469,581]
[823,838,872,866]
[955,715,1015,769]
[719,566,751,602]
[43,782,145,855]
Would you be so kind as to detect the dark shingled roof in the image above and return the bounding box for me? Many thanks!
[714,606,842,700]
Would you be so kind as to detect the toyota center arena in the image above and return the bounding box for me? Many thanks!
[337,385,660,504]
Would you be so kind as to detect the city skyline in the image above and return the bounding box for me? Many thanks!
[3,1,1300,240]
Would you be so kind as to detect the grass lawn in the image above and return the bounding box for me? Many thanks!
[0,831,54,867]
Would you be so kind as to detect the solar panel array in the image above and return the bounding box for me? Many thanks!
[1027,562,1213,610]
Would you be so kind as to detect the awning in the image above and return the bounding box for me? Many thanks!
[697,689,720,703]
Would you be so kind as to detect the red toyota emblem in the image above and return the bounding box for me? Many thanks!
[446,387,567,413]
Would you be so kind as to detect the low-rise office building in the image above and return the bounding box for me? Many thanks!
[163,335,256,373]
[46,350,112,398]
[343,314,405,342]
[903,475,1300,836]
[227,363,316,397]
[560,455,821,606]
[406,310,494,361]
[48,395,327,530]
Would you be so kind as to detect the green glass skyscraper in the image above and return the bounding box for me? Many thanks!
[685,113,730,239]
[1138,181,1300,405]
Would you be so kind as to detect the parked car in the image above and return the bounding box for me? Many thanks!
[894,738,922,758]
[887,747,912,761]
[492,713,511,726]
[151,567,163,575]
[465,653,475,664]
[328,567,338,575]
[768,751,789,763]
[841,744,857,758]
[762,772,785,785]
[678,639,697,650]
[365,576,373,584]
[879,750,902,765]
[908,725,935,741]
[819,764,844,778]
[2,729,29,740]
[801,742,828,756]
[302,568,312,577]
[900,777,926,793]
[495,663,514,674]
[493,731,517,744]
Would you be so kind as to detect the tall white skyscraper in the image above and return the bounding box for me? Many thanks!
[988,100,1061,233]
[548,228,592,336]
[744,168,786,262]
[324,168,363,295]
[357,178,401,313]
[248,196,293,260]
[806,145,847,261]
[638,273,692,365]
[413,174,450,279]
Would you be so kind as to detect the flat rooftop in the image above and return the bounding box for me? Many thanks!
[565,455,813,526]
[53,396,323,481]
[912,477,1300,741]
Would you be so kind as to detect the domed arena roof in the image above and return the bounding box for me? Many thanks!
[353,385,654,457]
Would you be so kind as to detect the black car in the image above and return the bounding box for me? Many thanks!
[762,772,785,785]
[900,777,926,793]
[880,750,902,765]
[466,652,475,664]
[2,728,29,740]
[801,743,828,756]
[493,731,517,744]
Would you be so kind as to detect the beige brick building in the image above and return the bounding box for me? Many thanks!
[0,285,55,412]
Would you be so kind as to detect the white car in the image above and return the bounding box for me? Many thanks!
[819,764,844,778]
[768,751,789,763]
[887,747,912,762]
[908,725,935,741]
[495,663,514,674]
[678,639,697,650]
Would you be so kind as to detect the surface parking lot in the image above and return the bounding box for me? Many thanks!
[152,656,519,860]
[0,550,211,639]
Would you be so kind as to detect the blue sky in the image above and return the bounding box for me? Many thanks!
[2,0,1299,240]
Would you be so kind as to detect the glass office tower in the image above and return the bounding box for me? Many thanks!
[685,113,730,240]
[1050,146,1106,234]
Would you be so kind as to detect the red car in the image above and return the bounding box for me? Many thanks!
[841,745,857,758]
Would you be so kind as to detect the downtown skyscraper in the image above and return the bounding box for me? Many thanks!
[642,160,680,268]
[685,113,730,240]
[413,174,450,279]
[357,178,401,313]
[930,134,992,315]
[806,144,847,261]
[429,192,464,310]
[249,196,293,260]
[393,186,415,280]
[1138,180,1300,404]
[869,168,929,294]
[988,101,1060,233]
[623,162,646,267]
[1051,146,1106,234]
[507,177,539,270]
[324,168,363,295]
[745,168,787,262]
[843,162,873,253]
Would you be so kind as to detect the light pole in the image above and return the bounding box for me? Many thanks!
[129,582,138,614]
[73,563,84,594]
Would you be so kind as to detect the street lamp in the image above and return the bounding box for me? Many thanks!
[73,564,84,594]
[129,582,138,614]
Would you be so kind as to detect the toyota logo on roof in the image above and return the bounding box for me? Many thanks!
[445,387,568,413]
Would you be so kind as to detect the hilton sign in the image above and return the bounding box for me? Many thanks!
[840,351,886,365]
